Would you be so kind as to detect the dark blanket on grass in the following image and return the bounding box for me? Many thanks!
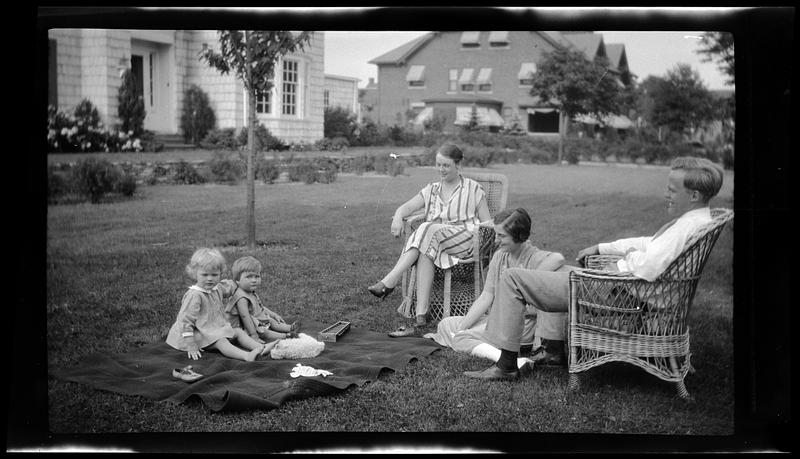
[52,321,441,412]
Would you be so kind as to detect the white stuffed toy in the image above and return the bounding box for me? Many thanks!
[269,333,325,360]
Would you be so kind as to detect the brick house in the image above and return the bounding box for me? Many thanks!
[367,31,630,135]
[47,29,326,144]
[323,74,361,122]
[359,77,379,122]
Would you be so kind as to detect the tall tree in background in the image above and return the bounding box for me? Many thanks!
[529,47,622,164]
[201,31,311,248]
[697,32,735,85]
[647,63,715,139]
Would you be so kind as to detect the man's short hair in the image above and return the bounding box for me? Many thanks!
[231,256,262,281]
[670,156,724,202]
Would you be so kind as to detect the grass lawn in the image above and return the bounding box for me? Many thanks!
[46,161,734,438]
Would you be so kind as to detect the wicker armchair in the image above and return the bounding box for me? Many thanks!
[567,208,733,399]
[396,172,509,323]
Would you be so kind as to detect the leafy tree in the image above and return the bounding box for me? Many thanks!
[696,32,734,85]
[201,30,311,248]
[180,84,216,145]
[529,47,622,164]
[324,106,358,143]
[647,64,715,138]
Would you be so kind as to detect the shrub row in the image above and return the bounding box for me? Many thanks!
[48,157,137,203]
[47,101,163,153]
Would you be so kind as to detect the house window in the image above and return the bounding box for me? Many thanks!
[459,68,475,92]
[460,31,480,48]
[406,65,425,88]
[527,108,559,134]
[48,39,57,108]
[476,67,493,93]
[282,60,298,116]
[448,69,458,92]
[519,62,537,86]
[488,31,510,48]
[256,88,271,114]
[323,89,329,108]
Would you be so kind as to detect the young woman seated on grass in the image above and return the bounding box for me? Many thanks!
[165,248,278,362]
[424,208,568,373]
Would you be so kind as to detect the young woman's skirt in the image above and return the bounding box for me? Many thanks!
[403,221,474,269]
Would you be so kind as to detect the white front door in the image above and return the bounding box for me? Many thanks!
[131,40,172,133]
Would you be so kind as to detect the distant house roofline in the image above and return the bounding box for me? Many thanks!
[368,32,438,65]
[368,31,598,66]
[324,73,360,83]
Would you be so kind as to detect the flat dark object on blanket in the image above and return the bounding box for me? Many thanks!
[51,320,441,412]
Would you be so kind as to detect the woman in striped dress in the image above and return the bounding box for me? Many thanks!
[367,143,491,336]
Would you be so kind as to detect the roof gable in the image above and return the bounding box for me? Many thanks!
[605,43,627,71]
[544,31,605,61]
[368,32,437,65]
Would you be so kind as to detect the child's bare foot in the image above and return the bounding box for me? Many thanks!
[258,340,279,358]
[286,331,299,339]
[244,347,261,362]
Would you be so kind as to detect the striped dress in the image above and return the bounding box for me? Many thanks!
[403,175,486,269]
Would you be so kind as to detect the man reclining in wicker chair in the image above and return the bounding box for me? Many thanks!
[463,156,725,381]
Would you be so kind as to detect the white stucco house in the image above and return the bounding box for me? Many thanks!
[323,74,361,123]
[47,29,326,144]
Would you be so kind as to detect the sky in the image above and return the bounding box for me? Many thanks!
[324,31,734,91]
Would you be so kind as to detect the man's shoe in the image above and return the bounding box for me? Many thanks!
[518,359,535,378]
[529,346,566,367]
[463,364,519,381]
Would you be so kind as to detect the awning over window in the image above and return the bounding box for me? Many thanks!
[458,68,475,84]
[476,68,493,84]
[406,65,425,82]
[460,31,480,45]
[412,107,434,125]
[454,106,505,127]
[527,107,556,114]
[574,113,633,129]
[488,31,509,43]
[518,62,537,79]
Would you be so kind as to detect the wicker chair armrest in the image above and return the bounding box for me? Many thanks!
[584,254,623,270]
[570,267,641,282]
[402,212,426,238]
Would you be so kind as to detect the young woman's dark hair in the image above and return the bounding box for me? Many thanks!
[493,208,531,243]
[436,142,464,164]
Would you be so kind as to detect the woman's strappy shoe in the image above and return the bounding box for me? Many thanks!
[367,281,395,300]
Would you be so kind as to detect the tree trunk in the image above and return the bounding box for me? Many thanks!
[557,110,565,165]
[245,32,257,249]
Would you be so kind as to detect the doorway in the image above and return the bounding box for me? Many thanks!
[130,40,172,133]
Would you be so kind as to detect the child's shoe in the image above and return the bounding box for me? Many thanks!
[172,365,203,383]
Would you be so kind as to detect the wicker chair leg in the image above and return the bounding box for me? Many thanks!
[675,380,694,402]
[568,373,581,391]
[442,269,452,318]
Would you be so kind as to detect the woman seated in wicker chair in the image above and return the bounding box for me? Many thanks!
[424,208,568,371]
[367,143,491,337]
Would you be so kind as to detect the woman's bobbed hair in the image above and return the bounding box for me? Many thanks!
[493,208,532,243]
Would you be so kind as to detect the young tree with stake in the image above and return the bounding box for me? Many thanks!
[201,31,311,248]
